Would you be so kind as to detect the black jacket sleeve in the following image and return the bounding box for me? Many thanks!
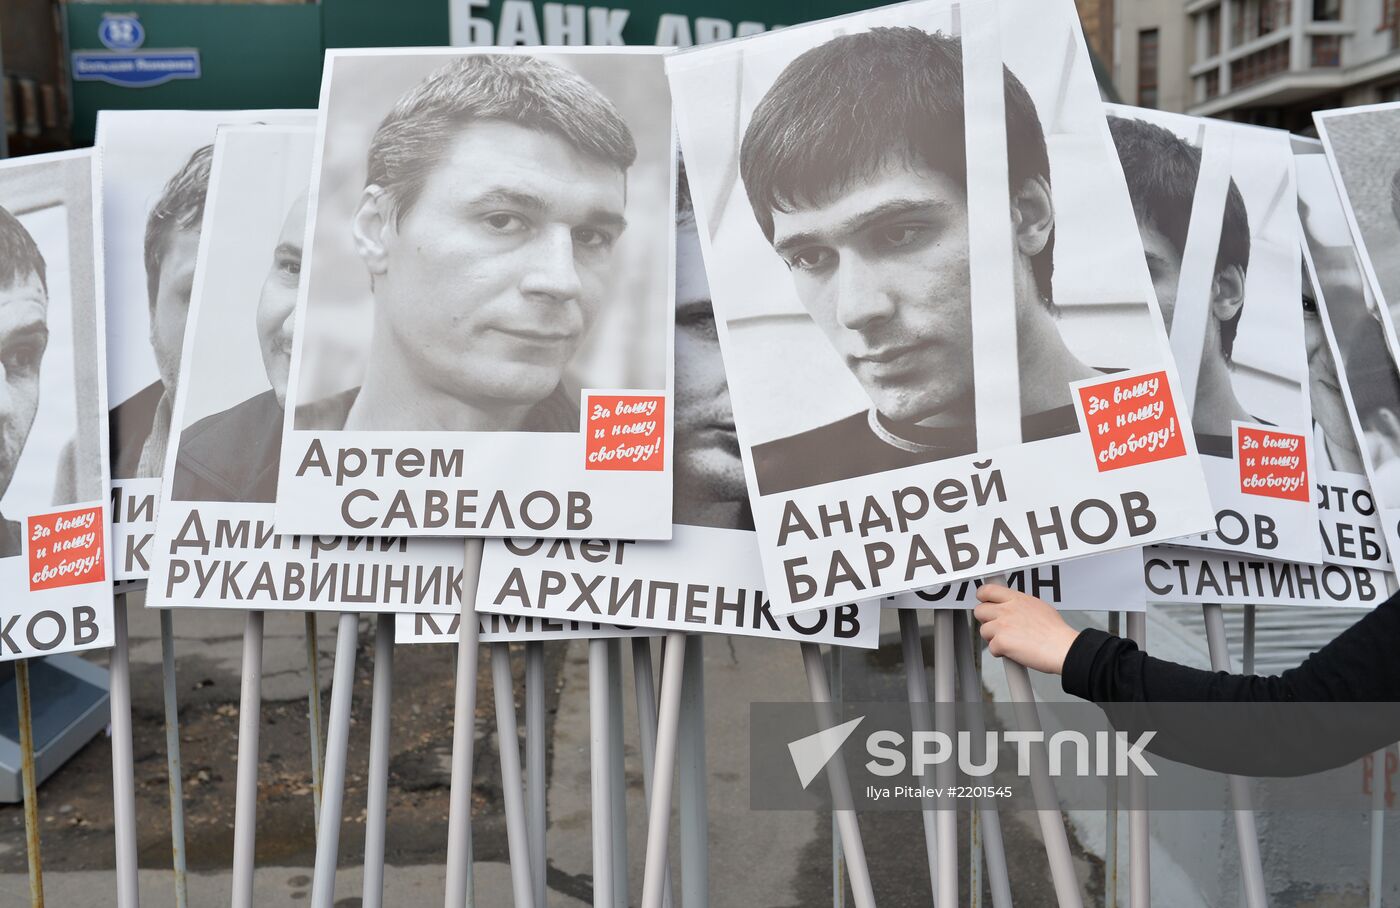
[1059,594,1400,775]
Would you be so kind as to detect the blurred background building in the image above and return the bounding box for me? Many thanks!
[6,0,1397,149]
[1083,0,1400,132]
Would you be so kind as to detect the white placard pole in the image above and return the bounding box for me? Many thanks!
[309,611,360,908]
[1105,614,1120,908]
[526,641,548,908]
[305,612,324,832]
[110,594,140,908]
[933,611,959,908]
[897,610,941,902]
[493,642,537,907]
[632,638,675,908]
[158,610,189,908]
[640,631,686,908]
[590,638,615,907]
[954,613,1012,908]
[802,643,876,908]
[362,614,395,908]
[1125,612,1150,908]
[444,539,484,908]
[607,638,629,908]
[1201,604,1268,908]
[678,634,709,908]
[230,611,265,908]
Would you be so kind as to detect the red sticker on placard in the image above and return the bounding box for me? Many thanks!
[585,394,665,471]
[27,506,105,591]
[1075,370,1187,471]
[1237,426,1308,501]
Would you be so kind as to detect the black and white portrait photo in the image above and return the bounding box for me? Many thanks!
[674,162,751,533]
[289,50,669,432]
[1107,111,1308,460]
[0,152,108,553]
[668,0,1213,614]
[147,124,467,614]
[168,124,314,504]
[1106,106,1316,564]
[0,149,114,657]
[1315,103,1400,356]
[276,48,675,540]
[97,109,310,579]
[1297,150,1400,562]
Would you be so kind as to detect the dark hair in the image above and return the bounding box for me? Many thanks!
[0,204,46,294]
[1108,115,1251,362]
[367,54,637,225]
[739,27,1055,303]
[144,144,213,312]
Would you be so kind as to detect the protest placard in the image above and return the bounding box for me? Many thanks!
[146,125,463,614]
[98,108,310,581]
[665,0,1211,614]
[0,149,115,659]
[275,48,675,540]
[1106,105,1319,566]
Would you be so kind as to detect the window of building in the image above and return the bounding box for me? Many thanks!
[1138,28,1160,108]
[1233,0,1292,45]
[1312,34,1343,65]
[1198,69,1222,101]
[1231,40,1291,87]
[1313,0,1342,21]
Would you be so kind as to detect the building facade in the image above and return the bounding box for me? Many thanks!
[1096,0,1400,131]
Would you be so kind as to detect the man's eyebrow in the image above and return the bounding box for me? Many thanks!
[773,197,948,256]
[470,188,549,212]
[582,208,627,232]
[468,189,626,231]
[273,242,301,260]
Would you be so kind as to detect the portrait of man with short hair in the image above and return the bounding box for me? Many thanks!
[108,145,211,479]
[172,192,305,503]
[736,27,1105,496]
[295,54,642,434]
[0,152,109,564]
[674,161,752,532]
[0,206,51,556]
[1108,115,1264,459]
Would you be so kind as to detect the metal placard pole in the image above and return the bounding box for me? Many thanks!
[590,638,615,907]
[897,610,942,903]
[802,643,876,908]
[493,642,537,907]
[526,641,549,908]
[640,631,686,908]
[305,612,324,832]
[309,612,360,908]
[632,637,674,908]
[677,634,709,908]
[158,610,189,908]
[230,611,265,908]
[1201,604,1268,908]
[109,594,140,908]
[362,614,395,908]
[444,539,484,908]
[1125,612,1150,908]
